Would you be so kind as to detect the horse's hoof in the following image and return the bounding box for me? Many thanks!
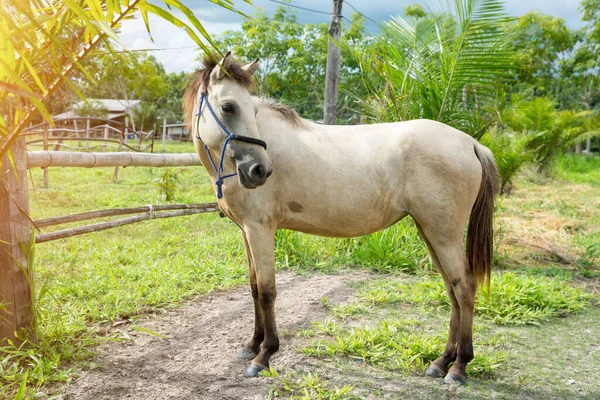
[237,348,257,360]
[243,363,265,378]
[443,372,466,385]
[425,363,446,378]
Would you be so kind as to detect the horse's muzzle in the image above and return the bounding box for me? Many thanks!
[238,162,272,189]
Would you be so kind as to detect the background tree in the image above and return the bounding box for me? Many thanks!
[81,53,169,103]
[158,71,188,123]
[404,4,426,18]
[210,7,367,122]
[510,12,576,99]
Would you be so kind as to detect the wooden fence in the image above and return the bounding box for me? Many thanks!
[0,139,215,343]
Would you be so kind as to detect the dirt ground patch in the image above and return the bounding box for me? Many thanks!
[54,269,600,400]
[58,271,367,399]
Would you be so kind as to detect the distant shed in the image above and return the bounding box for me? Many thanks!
[53,99,141,124]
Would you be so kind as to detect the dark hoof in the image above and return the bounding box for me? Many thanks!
[243,363,265,378]
[237,348,257,360]
[443,372,467,385]
[425,363,446,378]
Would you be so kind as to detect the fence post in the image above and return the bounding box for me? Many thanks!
[161,118,167,153]
[114,122,125,182]
[124,116,129,145]
[0,137,33,343]
[86,119,90,150]
[42,125,49,188]
[102,125,108,152]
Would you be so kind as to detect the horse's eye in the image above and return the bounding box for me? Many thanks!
[221,104,234,113]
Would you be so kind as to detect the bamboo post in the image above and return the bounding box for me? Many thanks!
[151,123,156,153]
[124,117,129,145]
[53,127,64,151]
[0,137,33,343]
[113,123,125,182]
[74,119,80,148]
[137,127,143,151]
[161,119,167,153]
[86,119,90,149]
[102,125,108,152]
[42,125,49,188]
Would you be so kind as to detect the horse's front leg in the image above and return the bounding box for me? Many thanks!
[237,233,264,360]
[241,223,278,377]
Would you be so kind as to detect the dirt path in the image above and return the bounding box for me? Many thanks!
[59,271,367,400]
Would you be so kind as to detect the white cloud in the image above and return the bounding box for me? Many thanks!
[118,11,241,74]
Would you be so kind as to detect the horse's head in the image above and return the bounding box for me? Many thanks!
[185,52,272,192]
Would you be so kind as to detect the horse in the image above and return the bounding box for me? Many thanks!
[184,52,499,385]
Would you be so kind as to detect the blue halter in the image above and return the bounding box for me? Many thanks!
[195,90,267,199]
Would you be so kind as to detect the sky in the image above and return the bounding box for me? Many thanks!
[117,0,585,74]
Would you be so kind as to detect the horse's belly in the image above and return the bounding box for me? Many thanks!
[278,210,408,238]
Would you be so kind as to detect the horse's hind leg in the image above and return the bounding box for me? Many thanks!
[415,222,460,378]
[238,233,264,360]
[413,217,476,384]
[241,223,279,378]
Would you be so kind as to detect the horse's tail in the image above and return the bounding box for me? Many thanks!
[467,143,500,290]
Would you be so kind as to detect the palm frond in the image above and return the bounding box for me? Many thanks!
[354,0,515,135]
[0,0,250,160]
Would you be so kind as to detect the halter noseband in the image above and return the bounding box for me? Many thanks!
[195,88,267,199]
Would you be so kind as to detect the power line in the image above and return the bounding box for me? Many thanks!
[266,0,332,16]
[96,45,197,55]
[342,15,368,31]
[344,0,379,26]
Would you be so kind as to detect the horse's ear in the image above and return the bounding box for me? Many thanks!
[242,58,260,75]
[210,51,232,83]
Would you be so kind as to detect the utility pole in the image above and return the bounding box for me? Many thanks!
[323,0,343,125]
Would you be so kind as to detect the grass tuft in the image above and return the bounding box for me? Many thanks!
[302,319,506,377]
[358,272,593,325]
[262,367,355,400]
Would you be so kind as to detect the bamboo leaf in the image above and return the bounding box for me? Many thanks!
[0,82,41,99]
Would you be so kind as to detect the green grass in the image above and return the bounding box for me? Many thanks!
[275,220,429,274]
[552,153,600,186]
[263,367,356,400]
[359,272,593,326]
[302,317,507,378]
[297,270,593,382]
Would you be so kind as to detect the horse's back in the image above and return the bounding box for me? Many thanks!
[263,117,483,237]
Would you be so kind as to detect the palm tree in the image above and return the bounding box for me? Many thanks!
[354,0,514,137]
[0,0,251,161]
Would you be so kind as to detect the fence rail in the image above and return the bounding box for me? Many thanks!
[1,137,214,343]
[35,204,220,244]
[27,151,201,168]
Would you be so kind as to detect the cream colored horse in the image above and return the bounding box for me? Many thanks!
[184,52,499,385]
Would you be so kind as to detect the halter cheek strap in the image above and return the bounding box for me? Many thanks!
[195,90,267,199]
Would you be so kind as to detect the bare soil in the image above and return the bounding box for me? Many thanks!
[58,271,367,400]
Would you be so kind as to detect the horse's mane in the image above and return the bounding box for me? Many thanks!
[183,54,306,129]
[253,97,305,127]
[183,53,254,127]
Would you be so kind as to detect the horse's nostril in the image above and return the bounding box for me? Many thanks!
[249,164,266,181]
